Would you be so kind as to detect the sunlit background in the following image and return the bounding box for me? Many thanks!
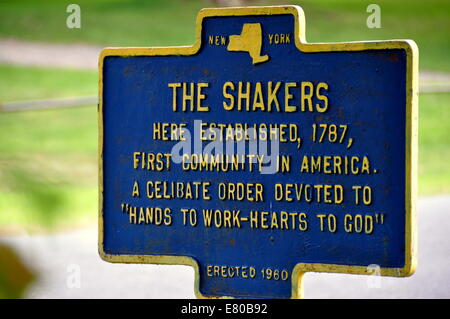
[0,0,449,298]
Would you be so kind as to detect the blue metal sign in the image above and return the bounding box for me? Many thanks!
[99,6,418,298]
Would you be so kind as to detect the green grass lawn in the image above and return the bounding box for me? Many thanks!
[0,0,449,71]
[296,0,450,72]
[0,65,98,232]
[419,93,450,195]
[0,64,448,232]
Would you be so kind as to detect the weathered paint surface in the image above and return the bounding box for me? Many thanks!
[98,6,418,299]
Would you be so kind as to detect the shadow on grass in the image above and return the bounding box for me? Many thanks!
[1,165,68,230]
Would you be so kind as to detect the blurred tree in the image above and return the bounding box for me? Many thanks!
[0,244,35,298]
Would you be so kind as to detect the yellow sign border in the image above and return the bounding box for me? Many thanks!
[98,5,418,299]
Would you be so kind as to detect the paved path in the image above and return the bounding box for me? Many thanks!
[1,39,450,93]
[0,38,102,70]
[1,195,449,299]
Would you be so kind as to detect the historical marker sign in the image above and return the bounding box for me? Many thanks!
[98,6,418,298]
